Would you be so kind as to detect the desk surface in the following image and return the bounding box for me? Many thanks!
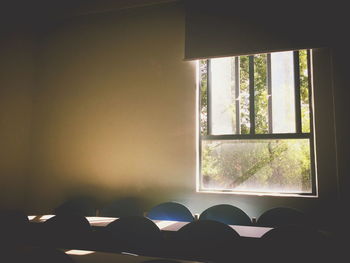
[29,215,272,238]
[65,249,201,263]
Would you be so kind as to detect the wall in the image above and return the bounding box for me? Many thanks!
[28,2,197,213]
[0,1,345,230]
[0,32,35,210]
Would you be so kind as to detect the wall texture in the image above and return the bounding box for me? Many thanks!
[29,2,197,213]
[0,1,346,230]
[0,32,35,209]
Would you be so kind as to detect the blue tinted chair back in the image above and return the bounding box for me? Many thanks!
[257,207,311,227]
[99,197,144,217]
[199,204,252,226]
[146,202,194,222]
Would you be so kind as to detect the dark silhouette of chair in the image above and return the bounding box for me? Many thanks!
[99,197,145,217]
[42,213,93,249]
[261,225,330,262]
[22,246,75,263]
[146,202,194,222]
[199,204,252,226]
[104,216,164,255]
[0,209,30,247]
[173,219,241,261]
[54,196,96,216]
[257,207,311,227]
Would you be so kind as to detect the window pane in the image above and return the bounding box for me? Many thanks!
[254,54,269,134]
[299,50,311,133]
[239,56,250,134]
[201,139,312,193]
[210,57,237,135]
[271,51,296,133]
[200,60,208,135]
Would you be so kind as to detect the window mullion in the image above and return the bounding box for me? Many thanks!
[307,50,314,136]
[202,132,311,141]
[235,57,240,134]
[294,51,302,133]
[207,59,212,135]
[249,56,255,134]
[267,53,273,133]
[307,50,317,195]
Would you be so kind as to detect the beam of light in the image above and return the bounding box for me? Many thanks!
[121,252,139,256]
[232,225,273,238]
[154,220,178,230]
[86,216,117,224]
[27,215,55,222]
[65,250,95,256]
[39,215,55,221]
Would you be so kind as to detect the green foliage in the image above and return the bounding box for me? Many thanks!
[200,60,208,135]
[299,50,311,133]
[254,54,269,134]
[202,139,311,192]
[239,56,250,134]
[199,50,313,193]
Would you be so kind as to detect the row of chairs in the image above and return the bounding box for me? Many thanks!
[55,198,312,227]
[0,210,334,262]
[147,202,311,227]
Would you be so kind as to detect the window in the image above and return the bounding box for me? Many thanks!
[198,50,316,196]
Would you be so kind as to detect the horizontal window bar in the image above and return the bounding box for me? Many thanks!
[198,188,316,197]
[202,133,311,140]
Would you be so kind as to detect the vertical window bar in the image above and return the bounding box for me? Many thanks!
[307,50,316,194]
[198,61,202,191]
[306,50,314,135]
[207,59,212,135]
[235,57,240,134]
[294,51,302,133]
[267,53,273,133]
[249,56,255,134]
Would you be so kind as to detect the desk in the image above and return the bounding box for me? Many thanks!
[28,215,272,238]
[65,249,202,263]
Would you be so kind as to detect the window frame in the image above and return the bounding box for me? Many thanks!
[197,49,317,197]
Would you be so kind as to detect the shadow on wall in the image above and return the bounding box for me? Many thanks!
[99,196,146,217]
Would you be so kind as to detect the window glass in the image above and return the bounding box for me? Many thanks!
[239,56,250,134]
[210,57,238,135]
[199,49,315,195]
[271,51,296,133]
[254,54,269,134]
[201,139,312,193]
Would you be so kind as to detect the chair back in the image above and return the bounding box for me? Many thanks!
[147,202,194,222]
[261,225,328,261]
[199,204,252,226]
[0,209,29,246]
[175,219,241,261]
[43,213,92,249]
[106,216,163,255]
[23,246,75,263]
[54,196,96,216]
[257,207,310,227]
